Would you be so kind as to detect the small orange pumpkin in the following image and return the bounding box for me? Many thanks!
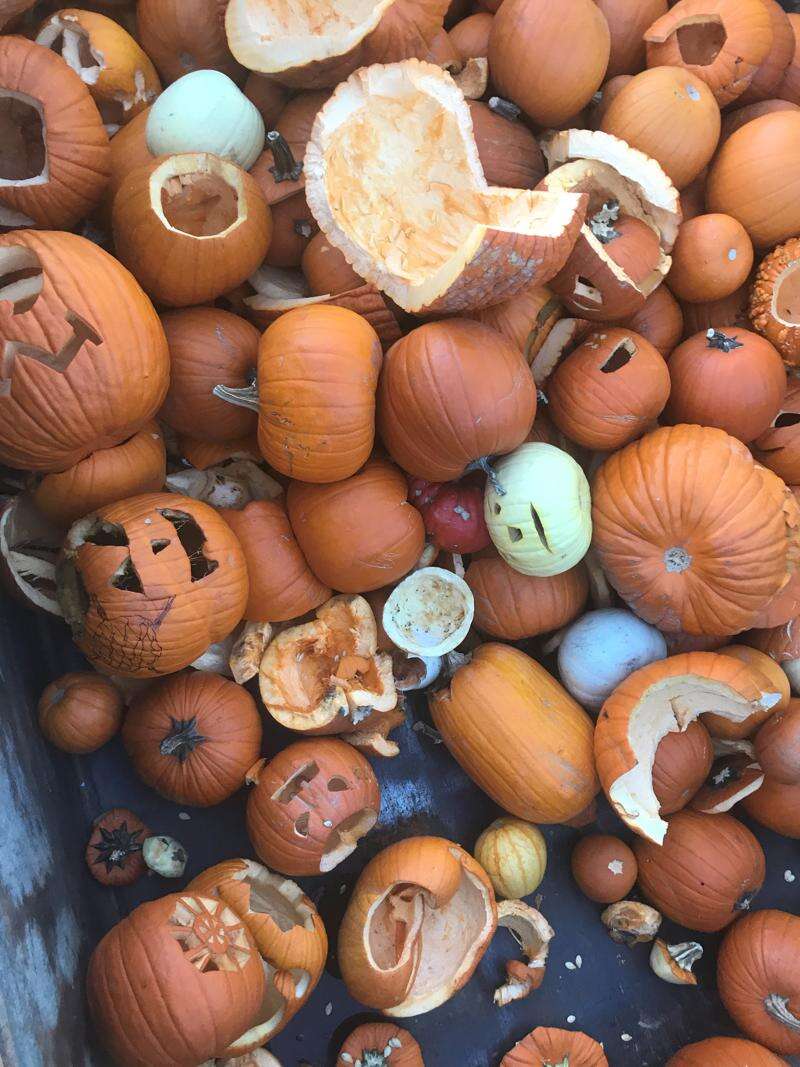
[467,101,546,190]
[466,557,587,640]
[743,775,800,837]
[750,239,800,367]
[755,700,800,785]
[85,807,149,887]
[666,1037,787,1066]
[622,285,684,357]
[38,671,123,754]
[338,1024,424,1067]
[667,213,754,303]
[570,834,638,904]
[502,1027,608,1067]
[124,670,262,807]
[596,0,667,77]
[739,0,796,104]
[136,0,243,85]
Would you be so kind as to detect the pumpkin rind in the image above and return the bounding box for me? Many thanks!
[337,1023,425,1067]
[38,671,123,754]
[430,643,599,824]
[137,0,243,85]
[667,213,754,303]
[466,557,588,641]
[596,0,668,78]
[750,239,800,367]
[621,284,684,357]
[501,1026,609,1067]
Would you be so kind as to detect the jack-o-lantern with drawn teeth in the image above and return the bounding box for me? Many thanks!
[56,492,248,677]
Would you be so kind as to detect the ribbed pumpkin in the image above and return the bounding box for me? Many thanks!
[377,319,536,483]
[718,910,800,1055]
[681,283,750,337]
[470,285,562,367]
[596,0,667,78]
[123,671,262,807]
[743,776,800,837]
[720,100,800,146]
[750,239,800,367]
[0,230,169,473]
[622,285,684,357]
[219,500,331,622]
[600,66,721,189]
[666,1037,787,1066]
[38,671,123,755]
[749,568,800,631]
[429,643,599,823]
[488,0,610,126]
[547,328,670,450]
[32,422,166,527]
[136,0,242,85]
[754,700,800,784]
[467,101,546,190]
[665,328,786,444]
[338,1024,424,1067]
[256,305,382,483]
[776,12,800,103]
[466,557,588,640]
[159,308,259,443]
[286,458,425,593]
[501,1027,609,1067]
[667,214,754,303]
[57,492,249,677]
[87,893,264,1067]
[709,645,791,734]
[0,37,109,229]
[591,425,800,635]
[634,810,765,932]
[707,111,800,248]
[644,0,773,107]
[102,106,154,222]
[739,0,796,104]
[651,721,714,815]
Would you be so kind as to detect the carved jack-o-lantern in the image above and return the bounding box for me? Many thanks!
[57,492,248,677]
[0,230,169,472]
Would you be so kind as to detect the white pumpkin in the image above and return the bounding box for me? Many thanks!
[383,567,474,657]
[558,608,667,711]
[484,442,591,576]
[146,69,265,171]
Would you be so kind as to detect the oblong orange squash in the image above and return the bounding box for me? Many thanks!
[466,557,588,640]
[430,643,599,823]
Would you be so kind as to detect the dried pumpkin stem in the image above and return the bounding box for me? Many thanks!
[160,715,208,762]
[467,455,506,496]
[589,199,622,244]
[487,95,521,121]
[212,382,259,411]
[266,130,303,183]
[765,993,800,1033]
[706,328,744,352]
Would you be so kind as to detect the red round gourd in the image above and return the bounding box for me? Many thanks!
[408,476,491,554]
[667,214,754,303]
[466,557,588,641]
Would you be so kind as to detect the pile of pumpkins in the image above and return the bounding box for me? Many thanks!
[4,0,800,1064]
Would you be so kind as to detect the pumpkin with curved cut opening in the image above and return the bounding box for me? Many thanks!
[189,858,328,1054]
[466,557,588,641]
[124,670,262,806]
[0,36,109,230]
[591,425,800,635]
[666,1036,787,1066]
[246,738,381,876]
[0,230,169,473]
[112,152,272,307]
[501,1026,609,1066]
[87,893,265,1067]
[751,239,800,367]
[56,492,248,677]
[137,0,243,85]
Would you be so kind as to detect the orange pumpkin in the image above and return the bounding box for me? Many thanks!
[570,834,637,905]
[377,319,536,482]
[547,328,670,449]
[621,285,684,357]
[301,232,365,296]
[32,421,166,527]
[338,1024,424,1067]
[102,106,154,222]
[755,700,800,785]
[667,214,754,303]
[85,807,149,888]
[467,101,546,190]
[287,458,425,593]
[776,12,800,103]
[740,0,796,104]
[256,305,382,483]
[449,12,491,58]
[502,1027,608,1067]
[720,99,800,146]
[87,893,265,1067]
[707,111,800,248]
[112,153,271,307]
[429,643,599,823]
[466,557,587,640]
[261,190,318,269]
[136,0,243,84]
[250,91,330,206]
[488,0,610,126]
[600,66,721,190]
[57,492,249,677]
[750,239,800,367]
[0,36,109,229]
[591,425,800,634]
[635,809,765,932]
[124,671,262,806]
[595,0,666,78]
[749,569,800,631]
[718,910,800,1055]
[644,0,773,107]
[219,500,331,622]
[243,74,288,127]
[743,776,800,837]
[665,328,786,444]
[666,1037,787,1066]
[0,1,35,28]
[0,230,169,472]
[652,721,714,815]
[246,738,381,875]
[38,671,123,754]
[159,308,259,443]
[679,169,708,222]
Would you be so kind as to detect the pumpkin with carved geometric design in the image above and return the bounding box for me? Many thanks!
[87,893,265,1067]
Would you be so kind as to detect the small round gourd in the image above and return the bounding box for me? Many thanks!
[474,817,547,899]
[146,70,265,170]
[558,608,668,711]
[484,443,592,577]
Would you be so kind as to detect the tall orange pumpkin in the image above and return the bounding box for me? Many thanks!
[256,305,383,482]
[377,319,537,482]
[0,230,169,472]
[466,557,588,640]
[591,425,800,635]
[429,643,599,823]
[286,458,425,593]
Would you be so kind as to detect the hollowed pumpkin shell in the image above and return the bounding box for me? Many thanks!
[750,238,800,366]
[383,567,474,657]
[635,809,765,932]
[57,492,249,677]
[188,858,327,1052]
[466,557,588,641]
[501,1027,608,1067]
[246,738,381,876]
[338,836,496,1015]
[304,60,586,314]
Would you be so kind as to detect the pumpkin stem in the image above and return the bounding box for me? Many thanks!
[706,328,744,352]
[589,199,621,244]
[466,455,506,496]
[212,382,259,411]
[160,715,208,762]
[487,95,521,121]
[265,130,303,183]
[765,993,800,1033]
[734,889,756,912]
[293,218,314,238]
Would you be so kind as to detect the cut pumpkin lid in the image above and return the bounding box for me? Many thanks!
[304,60,587,314]
[383,566,474,658]
[595,651,783,844]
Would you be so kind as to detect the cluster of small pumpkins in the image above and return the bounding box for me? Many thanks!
[5,0,800,1064]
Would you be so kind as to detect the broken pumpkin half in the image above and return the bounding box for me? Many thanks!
[594,651,783,844]
[304,60,587,314]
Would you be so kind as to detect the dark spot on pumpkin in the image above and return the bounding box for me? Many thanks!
[82,520,129,547]
[676,19,726,66]
[327,776,349,792]
[0,94,46,182]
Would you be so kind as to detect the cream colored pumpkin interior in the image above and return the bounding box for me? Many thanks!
[0,91,48,186]
[365,851,494,1016]
[150,155,244,239]
[610,675,782,844]
[36,17,103,87]
[773,263,800,326]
